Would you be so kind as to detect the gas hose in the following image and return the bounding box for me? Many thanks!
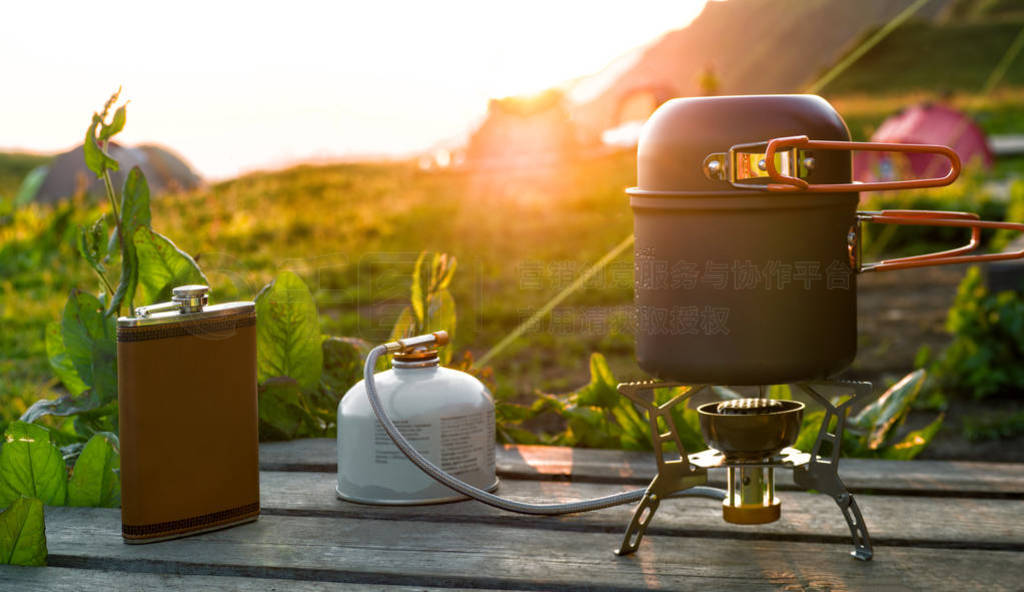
[362,342,724,515]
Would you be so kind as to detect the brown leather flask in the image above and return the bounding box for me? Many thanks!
[117,285,259,543]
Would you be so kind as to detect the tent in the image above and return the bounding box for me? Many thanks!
[26,142,202,204]
[853,103,993,185]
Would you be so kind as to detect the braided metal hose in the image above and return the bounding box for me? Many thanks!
[363,344,724,515]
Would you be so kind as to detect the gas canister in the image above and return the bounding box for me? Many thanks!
[336,332,498,504]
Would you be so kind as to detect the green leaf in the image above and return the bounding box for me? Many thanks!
[388,306,416,340]
[0,497,46,566]
[549,353,619,409]
[410,253,428,328]
[665,397,706,454]
[0,422,68,507]
[258,377,317,441]
[852,369,926,450]
[881,415,943,460]
[45,322,89,396]
[77,215,110,277]
[133,227,206,307]
[767,384,793,400]
[563,406,618,448]
[60,290,116,402]
[255,271,323,391]
[70,406,119,441]
[433,253,456,291]
[794,410,827,452]
[424,291,456,364]
[407,252,458,336]
[106,235,137,318]
[99,104,126,141]
[610,404,650,450]
[321,336,371,396]
[104,170,153,315]
[19,390,107,425]
[13,165,47,207]
[67,433,120,507]
[120,167,151,239]
[83,115,119,178]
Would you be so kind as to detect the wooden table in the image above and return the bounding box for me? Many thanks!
[4,439,1023,590]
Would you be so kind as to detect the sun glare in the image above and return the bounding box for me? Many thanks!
[1,1,706,179]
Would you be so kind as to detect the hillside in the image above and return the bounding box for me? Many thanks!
[568,0,953,140]
[821,19,1024,95]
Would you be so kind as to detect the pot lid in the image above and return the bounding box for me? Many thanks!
[629,94,852,196]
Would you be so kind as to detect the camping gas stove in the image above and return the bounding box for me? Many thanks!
[614,379,872,561]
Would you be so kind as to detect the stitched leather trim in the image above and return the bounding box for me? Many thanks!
[122,502,260,537]
[117,313,255,342]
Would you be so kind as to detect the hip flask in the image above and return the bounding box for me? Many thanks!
[117,284,260,543]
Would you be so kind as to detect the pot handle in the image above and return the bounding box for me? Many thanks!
[761,135,961,193]
[857,210,1024,272]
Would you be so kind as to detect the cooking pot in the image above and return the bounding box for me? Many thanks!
[630,94,1024,385]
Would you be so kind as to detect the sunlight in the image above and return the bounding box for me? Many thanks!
[0,0,706,179]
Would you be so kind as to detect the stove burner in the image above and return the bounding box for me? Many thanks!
[614,380,872,561]
[715,397,784,414]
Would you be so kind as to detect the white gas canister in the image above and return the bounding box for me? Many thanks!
[336,347,498,504]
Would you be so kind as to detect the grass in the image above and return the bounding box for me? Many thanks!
[0,152,50,200]
[828,87,1024,141]
[821,19,1024,96]
[0,150,639,425]
[2,88,1024,433]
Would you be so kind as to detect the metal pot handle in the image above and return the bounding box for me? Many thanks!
[856,210,1024,272]
[760,135,961,193]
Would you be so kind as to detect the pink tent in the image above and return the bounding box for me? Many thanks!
[853,103,993,185]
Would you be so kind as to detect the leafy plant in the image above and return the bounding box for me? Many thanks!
[962,410,1024,442]
[509,353,705,452]
[255,270,358,440]
[792,370,942,460]
[389,252,457,364]
[928,266,1024,400]
[0,421,120,565]
[0,498,46,567]
[0,422,68,507]
[517,356,940,460]
[29,90,206,441]
[4,91,203,566]
[253,251,487,441]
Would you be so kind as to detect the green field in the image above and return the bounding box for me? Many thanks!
[2,85,1024,444]
[0,152,49,199]
[0,150,642,425]
[821,18,1024,96]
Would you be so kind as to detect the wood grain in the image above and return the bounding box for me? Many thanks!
[0,566,506,592]
[41,507,1024,591]
[258,471,1024,548]
[259,439,1024,496]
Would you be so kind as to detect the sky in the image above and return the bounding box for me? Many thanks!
[1,1,707,180]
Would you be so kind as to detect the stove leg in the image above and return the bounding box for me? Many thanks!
[614,471,723,555]
[794,381,874,561]
[614,381,709,556]
[615,478,663,556]
[835,491,873,561]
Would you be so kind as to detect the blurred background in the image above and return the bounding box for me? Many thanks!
[3,0,1024,460]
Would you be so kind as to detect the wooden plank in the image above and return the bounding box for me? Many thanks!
[42,507,1024,590]
[259,471,1024,548]
[0,566,510,591]
[259,439,1024,496]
